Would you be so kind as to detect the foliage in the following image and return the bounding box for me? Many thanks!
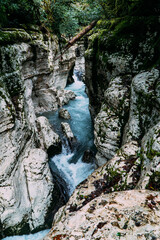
[0,0,40,27]
[0,0,102,37]
[98,0,160,18]
[40,0,102,37]
[88,0,160,70]
[0,0,159,40]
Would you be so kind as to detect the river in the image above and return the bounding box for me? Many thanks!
[3,69,95,240]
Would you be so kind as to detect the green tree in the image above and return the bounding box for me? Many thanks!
[0,0,41,27]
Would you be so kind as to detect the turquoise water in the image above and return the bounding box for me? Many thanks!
[46,72,95,195]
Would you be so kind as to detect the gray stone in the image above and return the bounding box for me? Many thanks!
[61,122,75,141]
[61,122,76,149]
[123,69,160,144]
[36,116,62,151]
[59,108,71,120]
[94,76,130,166]
[43,189,160,240]
[136,121,160,190]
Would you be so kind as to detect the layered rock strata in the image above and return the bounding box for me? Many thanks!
[0,28,76,237]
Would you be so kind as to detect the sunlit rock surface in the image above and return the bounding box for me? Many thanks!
[44,190,160,240]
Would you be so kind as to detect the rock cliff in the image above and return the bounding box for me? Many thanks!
[85,18,160,168]
[0,27,76,238]
[44,17,160,240]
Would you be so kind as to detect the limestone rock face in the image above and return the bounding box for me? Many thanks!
[0,87,15,133]
[0,28,76,237]
[123,69,160,144]
[37,116,61,150]
[94,76,130,166]
[136,121,160,190]
[23,149,54,231]
[74,41,86,81]
[86,37,160,167]
[85,24,160,168]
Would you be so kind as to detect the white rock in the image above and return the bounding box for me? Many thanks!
[0,87,15,133]
[0,30,76,236]
[37,116,61,150]
[123,69,160,144]
[23,148,54,230]
[43,190,160,240]
[61,122,75,141]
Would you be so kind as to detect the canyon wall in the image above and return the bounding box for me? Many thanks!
[44,17,160,240]
[0,27,76,238]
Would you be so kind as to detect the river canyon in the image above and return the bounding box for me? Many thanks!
[0,12,160,240]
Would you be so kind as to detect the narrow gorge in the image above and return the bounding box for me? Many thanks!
[0,1,160,239]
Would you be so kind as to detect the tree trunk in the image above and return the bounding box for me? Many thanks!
[54,20,97,60]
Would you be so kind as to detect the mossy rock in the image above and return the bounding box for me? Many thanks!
[2,215,30,237]
[0,29,31,45]
[89,16,160,71]
[146,171,160,191]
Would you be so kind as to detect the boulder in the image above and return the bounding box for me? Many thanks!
[58,108,71,120]
[37,116,62,157]
[61,122,76,149]
[57,89,76,107]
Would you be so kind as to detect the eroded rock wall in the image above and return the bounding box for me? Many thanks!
[0,28,76,237]
[85,24,160,168]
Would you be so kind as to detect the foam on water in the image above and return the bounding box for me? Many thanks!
[51,146,94,195]
[2,229,50,240]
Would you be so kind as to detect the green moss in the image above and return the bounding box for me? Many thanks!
[0,29,31,45]
[146,171,160,191]
[89,16,160,71]
[146,138,160,161]
[3,214,30,237]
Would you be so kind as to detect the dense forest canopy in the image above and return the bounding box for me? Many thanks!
[0,0,159,37]
[0,0,101,36]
